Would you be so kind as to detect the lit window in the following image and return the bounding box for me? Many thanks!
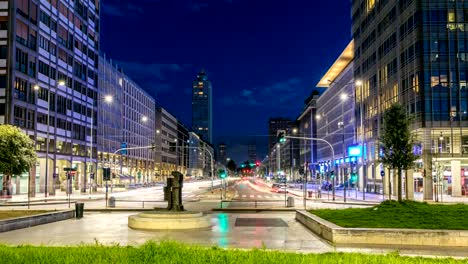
[367,0,375,12]
[198,92,203,95]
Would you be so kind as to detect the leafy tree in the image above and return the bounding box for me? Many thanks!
[0,125,37,197]
[226,159,237,173]
[380,104,417,202]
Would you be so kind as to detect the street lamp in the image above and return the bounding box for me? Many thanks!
[340,93,348,202]
[141,116,148,123]
[88,94,113,194]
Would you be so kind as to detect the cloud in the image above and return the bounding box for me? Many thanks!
[241,89,253,97]
[115,61,185,94]
[221,78,305,108]
[187,1,209,12]
[102,2,144,17]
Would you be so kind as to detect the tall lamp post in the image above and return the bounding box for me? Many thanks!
[87,95,113,194]
[340,93,348,202]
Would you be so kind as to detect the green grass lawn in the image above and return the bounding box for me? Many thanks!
[0,241,466,264]
[0,211,50,220]
[311,201,468,230]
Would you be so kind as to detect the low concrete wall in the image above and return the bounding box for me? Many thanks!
[0,210,74,233]
[296,210,468,249]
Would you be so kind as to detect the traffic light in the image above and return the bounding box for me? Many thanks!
[150,142,156,150]
[218,169,227,179]
[330,171,335,179]
[277,131,286,144]
[350,172,357,183]
[255,161,261,167]
[103,168,111,181]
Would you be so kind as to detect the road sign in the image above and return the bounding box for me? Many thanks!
[121,142,127,155]
[381,170,385,177]
[63,167,76,172]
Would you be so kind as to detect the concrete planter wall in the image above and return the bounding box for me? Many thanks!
[0,210,74,233]
[296,210,468,249]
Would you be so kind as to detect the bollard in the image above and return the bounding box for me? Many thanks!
[109,196,116,208]
[75,203,84,219]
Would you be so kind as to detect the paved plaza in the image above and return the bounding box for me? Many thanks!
[0,211,331,252]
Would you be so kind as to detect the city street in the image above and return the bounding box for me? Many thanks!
[0,180,225,211]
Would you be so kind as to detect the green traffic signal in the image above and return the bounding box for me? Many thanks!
[330,171,335,179]
[277,132,286,144]
[218,169,227,179]
[350,173,357,183]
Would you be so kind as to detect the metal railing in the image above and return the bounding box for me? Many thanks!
[110,199,165,209]
[219,199,288,209]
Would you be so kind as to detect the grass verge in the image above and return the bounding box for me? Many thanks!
[311,201,468,230]
[0,211,50,220]
[0,241,466,264]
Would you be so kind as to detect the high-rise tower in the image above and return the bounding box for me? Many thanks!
[192,70,213,143]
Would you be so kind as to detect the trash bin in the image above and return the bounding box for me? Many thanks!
[308,191,313,198]
[75,203,84,219]
[286,196,294,207]
[109,196,116,208]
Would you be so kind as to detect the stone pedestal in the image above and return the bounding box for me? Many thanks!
[128,211,212,230]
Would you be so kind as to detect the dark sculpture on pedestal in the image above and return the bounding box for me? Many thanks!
[128,170,211,230]
[164,171,184,211]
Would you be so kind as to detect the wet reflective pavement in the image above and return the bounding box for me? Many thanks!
[0,212,331,252]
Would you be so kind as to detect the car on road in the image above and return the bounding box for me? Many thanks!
[271,183,287,193]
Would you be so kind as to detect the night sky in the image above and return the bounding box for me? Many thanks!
[101,0,351,163]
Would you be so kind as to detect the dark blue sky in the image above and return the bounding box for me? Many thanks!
[101,0,351,163]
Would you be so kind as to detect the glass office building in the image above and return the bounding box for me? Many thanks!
[352,0,468,199]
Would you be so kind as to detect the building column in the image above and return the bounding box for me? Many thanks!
[39,158,54,194]
[358,164,365,191]
[451,160,462,197]
[392,168,398,196]
[29,165,36,198]
[423,130,433,200]
[406,169,414,200]
[383,167,391,197]
[366,164,373,193]
[15,175,20,195]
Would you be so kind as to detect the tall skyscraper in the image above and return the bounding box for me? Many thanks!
[192,70,213,144]
[218,143,227,165]
[248,144,257,162]
[268,118,292,155]
[352,0,468,199]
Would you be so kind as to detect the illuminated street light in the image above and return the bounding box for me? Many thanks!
[340,93,348,101]
[104,95,113,103]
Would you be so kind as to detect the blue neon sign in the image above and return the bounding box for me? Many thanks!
[348,145,362,157]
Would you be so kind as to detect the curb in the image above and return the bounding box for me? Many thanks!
[321,201,379,206]
[212,208,297,212]
[85,208,155,212]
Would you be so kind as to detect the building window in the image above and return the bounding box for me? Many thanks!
[15,48,28,74]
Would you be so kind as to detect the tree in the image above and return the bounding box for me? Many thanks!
[380,104,417,202]
[0,125,37,197]
[226,159,237,173]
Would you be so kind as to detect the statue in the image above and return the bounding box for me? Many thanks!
[164,171,184,211]
[128,170,211,230]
